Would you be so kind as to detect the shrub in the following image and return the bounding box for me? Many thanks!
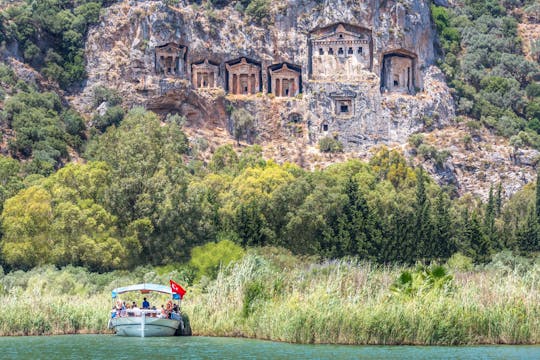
[93,106,125,132]
[446,252,474,271]
[92,86,122,107]
[245,0,270,22]
[408,133,425,148]
[231,108,255,144]
[318,136,344,153]
[189,240,245,279]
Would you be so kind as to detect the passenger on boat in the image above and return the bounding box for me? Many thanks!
[142,297,150,309]
[132,303,141,317]
[115,300,122,317]
[160,305,167,318]
[172,303,179,313]
[125,303,133,317]
[166,300,173,319]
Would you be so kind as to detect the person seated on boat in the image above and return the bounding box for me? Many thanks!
[132,303,141,317]
[121,301,127,317]
[160,305,167,318]
[115,300,122,317]
[125,303,132,316]
[172,303,179,313]
[166,300,173,319]
[142,297,150,309]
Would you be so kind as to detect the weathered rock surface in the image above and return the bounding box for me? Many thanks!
[66,0,536,197]
[74,0,454,149]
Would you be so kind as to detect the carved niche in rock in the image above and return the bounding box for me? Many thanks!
[330,90,357,117]
[381,49,417,95]
[268,63,302,97]
[225,58,261,95]
[309,23,373,81]
[192,59,220,89]
[155,43,188,77]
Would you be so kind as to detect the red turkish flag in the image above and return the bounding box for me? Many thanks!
[170,279,186,299]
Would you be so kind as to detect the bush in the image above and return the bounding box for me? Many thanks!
[245,0,270,22]
[1,1,104,88]
[93,105,125,132]
[92,86,122,107]
[318,136,344,153]
[446,252,474,272]
[408,133,425,148]
[231,108,255,144]
[189,240,245,279]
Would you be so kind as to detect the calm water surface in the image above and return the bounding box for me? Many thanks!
[0,335,538,360]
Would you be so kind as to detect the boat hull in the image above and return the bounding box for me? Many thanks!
[111,316,180,337]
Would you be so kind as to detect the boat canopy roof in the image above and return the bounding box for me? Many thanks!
[111,283,172,298]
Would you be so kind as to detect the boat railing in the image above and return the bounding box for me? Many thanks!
[111,309,180,319]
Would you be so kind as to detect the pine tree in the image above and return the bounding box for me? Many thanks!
[536,167,540,221]
[469,211,491,263]
[517,207,539,253]
[495,182,502,217]
[433,191,454,260]
[340,177,377,259]
[483,186,497,249]
[414,167,433,261]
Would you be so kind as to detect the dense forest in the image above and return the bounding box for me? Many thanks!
[0,108,538,272]
[0,0,539,274]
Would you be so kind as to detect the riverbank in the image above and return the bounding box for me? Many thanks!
[1,249,539,345]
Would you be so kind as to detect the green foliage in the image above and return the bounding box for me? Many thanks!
[85,108,192,264]
[242,280,267,317]
[92,105,125,132]
[209,144,239,173]
[189,240,245,279]
[231,108,255,144]
[446,252,474,272]
[1,1,104,88]
[0,162,136,271]
[92,86,122,107]
[245,0,270,22]
[408,133,424,148]
[433,2,540,144]
[3,89,85,174]
[318,136,344,153]
[390,265,453,298]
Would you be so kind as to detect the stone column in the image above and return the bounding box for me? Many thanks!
[254,73,259,94]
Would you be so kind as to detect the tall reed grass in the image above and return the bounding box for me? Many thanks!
[184,249,540,345]
[1,250,538,344]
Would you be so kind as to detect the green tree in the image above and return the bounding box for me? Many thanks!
[86,108,191,264]
[432,190,454,260]
[413,167,433,261]
[189,240,245,279]
[483,186,497,249]
[231,108,255,145]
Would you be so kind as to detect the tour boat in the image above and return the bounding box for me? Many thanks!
[108,283,185,337]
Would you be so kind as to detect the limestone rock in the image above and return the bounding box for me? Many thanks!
[74,0,454,151]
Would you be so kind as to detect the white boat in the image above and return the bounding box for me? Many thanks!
[108,283,184,337]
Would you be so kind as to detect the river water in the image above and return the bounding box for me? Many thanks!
[0,335,538,359]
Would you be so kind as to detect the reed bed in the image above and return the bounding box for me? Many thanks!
[1,251,539,344]
[184,251,540,345]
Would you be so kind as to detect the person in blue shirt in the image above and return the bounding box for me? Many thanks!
[142,297,150,309]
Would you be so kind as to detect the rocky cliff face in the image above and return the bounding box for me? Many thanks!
[69,0,538,198]
[74,0,453,150]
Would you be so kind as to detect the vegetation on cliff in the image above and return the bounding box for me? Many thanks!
[432,1,540,148]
